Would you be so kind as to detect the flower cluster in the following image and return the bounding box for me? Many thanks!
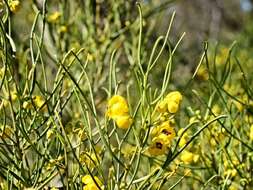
[180,150,199,164]
[82,175,103,190]
[223,156,242,178]
[148,91,182,156]
[23,95,47,112]
[8,0,20,13]
[157,91,183,114]
[149,120,176,155]
[106,95,133,129]
[177,128,191,148]
[47,11,61,23]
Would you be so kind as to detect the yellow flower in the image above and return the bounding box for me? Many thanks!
[82,175,102,185]
[106,95,133,129]
[212,104,221,115]
[180,150,199,164]
[10,91,18,101]
[165,91,183,104]
[125,20,131,26]
[189,116,200,124]
[245,115,253,124]
[178,128,190,148]
[250,125,253,140]
[233,100,244,112]
[177,128,185,137]
[157,91,182,114]
[82,175,102,190]
[223,84,241,96]
[58,25,68,34]
[87,53,94,61]
[210,137,217,147]
[46,129,54,139]
[148,134,170,156]
[77,129,87,141]
[228,183,239,190]
[0,125,12,138]
[184,168,192,176]
[8,0,20,13]
[33,95,46,111]
[151,121,175,141]
[157,100,168,113]
[216,47,229,66]
[83,183,100,190]
[168,101,180,114]
[211,125,226,142]
[115,115,133,129]
[224,169,237,177]
[23,101,32,109]
[196,66,209,81]
[48,11,61,23]
[106,95,129,119]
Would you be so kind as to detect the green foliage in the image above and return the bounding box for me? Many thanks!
[0,0,253,190]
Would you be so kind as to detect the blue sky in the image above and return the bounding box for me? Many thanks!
[241,0,252,11]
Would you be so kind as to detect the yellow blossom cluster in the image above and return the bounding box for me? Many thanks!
[216,47,229,66]
[47,11,61,23]
[157,91,182,114]
[196,65,209,81]
[23,95,47,112]
[149,120,176,155]
[8,0,20,13]
[106,95,133,129]
[0,124,12,139]
[177,128,191,148]
[82,175,103,190]
[148,91,182,156]
[223,84,253,113]
[180,150,199,165]
[178,128,199,164]
[209,124,226,147]
[223,156,243,178]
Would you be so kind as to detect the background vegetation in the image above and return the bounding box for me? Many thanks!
[1,0,253,189]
